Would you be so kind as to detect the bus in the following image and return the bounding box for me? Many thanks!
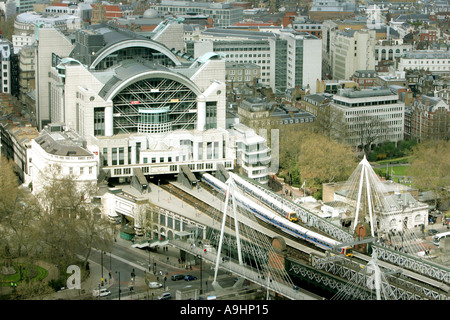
[432,231,450,246]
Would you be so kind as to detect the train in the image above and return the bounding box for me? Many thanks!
[229,172,298,222]
[202,173,353,257]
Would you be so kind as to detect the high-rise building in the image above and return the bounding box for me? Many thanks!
[330,28,376,81]
[270,31,322,95]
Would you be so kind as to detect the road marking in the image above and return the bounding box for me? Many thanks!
[92,248,146,272]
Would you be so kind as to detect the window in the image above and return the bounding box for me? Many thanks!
[112,148,117,165]
[119,147,124,165]
[103,148,108,166]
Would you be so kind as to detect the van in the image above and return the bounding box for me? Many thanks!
[171,274,185,281]
[92,288,111,297]
[158,292,172,300]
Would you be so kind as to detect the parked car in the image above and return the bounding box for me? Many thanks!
[428,229,439,236]
[184,275,197,281]
[171,274,185,281]
[149,282,163,289]
[158,292,172,300]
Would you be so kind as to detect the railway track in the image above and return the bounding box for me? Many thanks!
[158,179,319,264]
[159,178,449,299]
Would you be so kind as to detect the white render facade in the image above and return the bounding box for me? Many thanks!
[47,55,236,179]
[231,123,270,184]
[283,31,322,94]
[30,124,99,196]
[397,50,450,73]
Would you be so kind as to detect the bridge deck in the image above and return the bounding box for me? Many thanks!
[170,238,322,300]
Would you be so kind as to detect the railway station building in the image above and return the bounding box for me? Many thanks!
[29,24,270,199]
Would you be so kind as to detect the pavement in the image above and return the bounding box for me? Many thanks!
[37,233,192,300]
[5,178,447,299]
[2,181,226,300]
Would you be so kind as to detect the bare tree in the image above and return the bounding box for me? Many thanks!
[312,104,348,143]
[353,115,391,154]
[33,166,113,268]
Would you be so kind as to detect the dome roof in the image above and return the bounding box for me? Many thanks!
[143,8,159,18]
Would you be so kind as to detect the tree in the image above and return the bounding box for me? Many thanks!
[0,156,20,220]
[406,140,450,209]
[0,14,16,41]
[33,166,113,268]
[277,129,358,197]
[0,156,39,260]
[296,132,358,190]
[354,115,391,154]
[311,103,348,142]
[277,125,309,186]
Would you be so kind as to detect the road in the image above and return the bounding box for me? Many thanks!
[87,239,234,300]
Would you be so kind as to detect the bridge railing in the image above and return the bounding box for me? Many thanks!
[169,238,321,300]
[372,244,450,285]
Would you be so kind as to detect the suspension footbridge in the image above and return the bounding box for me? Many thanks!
[136,156,449,300]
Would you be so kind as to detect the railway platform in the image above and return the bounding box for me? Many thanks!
[117,180,216,229]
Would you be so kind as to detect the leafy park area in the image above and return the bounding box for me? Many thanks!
[275,127,449,211]
[0,158,114,299]
[0,262,48,287]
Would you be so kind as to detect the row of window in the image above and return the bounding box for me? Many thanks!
[406,59,450,64]
[229,69,258,75]
[110,161,232,177]
[228,76,255,82]
[335,99,399,108]
[68,166,94,176]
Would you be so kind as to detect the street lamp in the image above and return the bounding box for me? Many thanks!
[115,271,121,300]
[101,251,104,285]
[158,179,161,202]
[198,255,203,294]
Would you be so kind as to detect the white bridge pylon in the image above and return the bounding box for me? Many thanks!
[352,155,376,237]
[212,176,243,286]
[346,155,400,237]
[208,174,320,300]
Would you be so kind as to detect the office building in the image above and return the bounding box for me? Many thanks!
[330,87,405,150]
[150,0,243,27]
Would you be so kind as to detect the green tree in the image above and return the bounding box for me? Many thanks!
[296,132,358,190]
[406,140,450,209]
[0,14,16,41]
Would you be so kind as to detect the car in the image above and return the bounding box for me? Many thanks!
[171,274,185,281]
[149,282,163,289]
[158,292,172,300]
[427,229,439,236]
[92,288,111,297]
[184,275,197,281]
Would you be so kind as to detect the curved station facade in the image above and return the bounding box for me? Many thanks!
[31,24,270,194]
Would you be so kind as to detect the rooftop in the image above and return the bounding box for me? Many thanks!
[34,124,92,157]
